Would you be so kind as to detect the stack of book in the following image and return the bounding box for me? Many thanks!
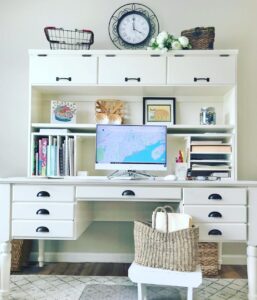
[32,135,74,177]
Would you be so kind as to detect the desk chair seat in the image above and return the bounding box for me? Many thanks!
[128,262,202,300]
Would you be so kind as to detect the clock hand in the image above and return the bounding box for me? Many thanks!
[134,28,143,35]
[132,16,135,30]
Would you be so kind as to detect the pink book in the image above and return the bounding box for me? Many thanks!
[41,138,48,176]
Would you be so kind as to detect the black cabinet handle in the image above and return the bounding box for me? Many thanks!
[208,229,222,235]
[36,226,49,233]
[56,77,72,82]
[37,54,47,57]
[36,209,50,215]
[125,77,141,82]
[208,193,222,200]
[194,77,210,82]
[208,211,222,218]
[122,190,135,196]
[82,54,92,57]
[36,191,50,198]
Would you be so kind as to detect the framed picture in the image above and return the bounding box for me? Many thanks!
[143,97,176,126]
[51,101,77,124]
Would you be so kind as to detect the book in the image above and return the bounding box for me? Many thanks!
[191,145,232,153]
[39,128,70,134]
[191,140,223,145]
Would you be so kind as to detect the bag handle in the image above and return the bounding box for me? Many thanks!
[163,205,174,213]
[152,206,169,233]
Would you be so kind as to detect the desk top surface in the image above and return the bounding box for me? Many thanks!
[1,177,257,187]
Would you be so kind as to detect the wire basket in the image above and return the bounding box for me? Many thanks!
[44,27,94,50]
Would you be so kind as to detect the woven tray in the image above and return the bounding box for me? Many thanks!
[199,242,219,276]
[11,240,32,272]
[181,27,215,49]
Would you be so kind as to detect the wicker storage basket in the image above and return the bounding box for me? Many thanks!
[181,27,215,49]
[199,242,219,276]
[134,221,199,272]
[11,240,32,272]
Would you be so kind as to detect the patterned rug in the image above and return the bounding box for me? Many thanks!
[10,275,248,300]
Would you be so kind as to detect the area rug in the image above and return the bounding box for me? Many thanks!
[10,275,248,300]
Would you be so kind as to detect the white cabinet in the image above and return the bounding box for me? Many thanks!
[98,55,166,85]
[183,188,247,241]
[167,54,236,85]
[30,54,97,84]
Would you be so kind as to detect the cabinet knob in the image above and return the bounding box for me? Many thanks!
[36,191,50,198]
[194,77,210,82]
[56,77,72,82]
[122,190,135,196]
[208,193,222,200]
[36,209,50,215]
[208,229,222,235]
[208,211,222,218]
[36,226,49,233]
[124,77,141,82]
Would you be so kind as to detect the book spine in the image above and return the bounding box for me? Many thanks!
[38,139,42,176]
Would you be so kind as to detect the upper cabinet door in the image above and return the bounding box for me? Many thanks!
[98,55,166,85]
[167,55,236,85]
[30,55,97,85]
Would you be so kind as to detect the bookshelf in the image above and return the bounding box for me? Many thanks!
[28,49,238,180]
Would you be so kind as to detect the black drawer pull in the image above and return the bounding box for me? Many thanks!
[174,54,185,57]
[208,211,222,218]
[194,77,210,82]
[150,54,160,57]
[36,226,49,233]
[122,190,135,196]
[106,54,116,57]
[36,209,50,215]
[219,54,230,57]
[208,193,222,200]
[82,54,92,57]
[36,191,50,198]
[208,229,222,236]
[37,54,47,57]
[125,77,141,82]
[56,77,72,82]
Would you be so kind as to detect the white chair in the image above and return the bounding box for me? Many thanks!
[128,262,202,300]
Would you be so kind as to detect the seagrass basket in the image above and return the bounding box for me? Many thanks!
[11,240,32,272]
[199,242,219,276]
[181,27,215,49]
[134,221,199,272]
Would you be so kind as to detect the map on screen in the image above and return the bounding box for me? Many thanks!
[96,125,166,165]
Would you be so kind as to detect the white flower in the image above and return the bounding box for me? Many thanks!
[178,36,189,47]
[156,31,168,44]
[172,41,182,50]
[149,38,156,46]
[158,43,164,49]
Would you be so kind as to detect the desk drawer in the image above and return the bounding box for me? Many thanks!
[183,188,246,205]
[12,220,74,238]
[76,186,181,200]
[184,205,246,223]
[197,223,246,241]
[12,202,74,220]
[13,185,74,202]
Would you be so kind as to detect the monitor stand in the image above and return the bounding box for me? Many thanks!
[108,170,155,180]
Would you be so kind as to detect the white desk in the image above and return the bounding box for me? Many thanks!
[0,177,257,299]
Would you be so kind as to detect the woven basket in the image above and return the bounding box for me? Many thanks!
[199,242,219,276]
[181,27,215,49]
[134,221,199,272]
[11,240,32,272]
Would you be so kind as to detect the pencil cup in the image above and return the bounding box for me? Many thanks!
[175,163,188,180]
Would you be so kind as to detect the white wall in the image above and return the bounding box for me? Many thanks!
[1,0,256,259]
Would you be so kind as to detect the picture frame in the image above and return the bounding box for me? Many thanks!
[143,97,176,126]
[51,100,77,124]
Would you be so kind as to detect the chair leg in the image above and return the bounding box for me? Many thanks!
[137,283,147,300]
[187,287,193,300]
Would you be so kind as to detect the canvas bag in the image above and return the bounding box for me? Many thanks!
[152,205,192,233]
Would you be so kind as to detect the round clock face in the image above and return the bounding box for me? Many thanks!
[117,12,150,45]
[109,3,159,49]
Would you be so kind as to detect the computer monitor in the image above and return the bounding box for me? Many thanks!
[95,124,167,172]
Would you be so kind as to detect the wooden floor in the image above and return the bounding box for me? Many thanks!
[14,262,247,279]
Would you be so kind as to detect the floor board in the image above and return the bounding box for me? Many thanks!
[14,262,247,279]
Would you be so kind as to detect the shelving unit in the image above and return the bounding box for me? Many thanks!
[28,49,238,180]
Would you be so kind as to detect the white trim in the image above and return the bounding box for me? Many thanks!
[29,251,246,265]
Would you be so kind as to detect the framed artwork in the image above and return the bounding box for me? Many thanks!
[143,97,176,126]
[51,101,77,124]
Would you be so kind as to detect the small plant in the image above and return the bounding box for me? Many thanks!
[148,31,192,51]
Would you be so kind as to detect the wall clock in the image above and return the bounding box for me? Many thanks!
[109,3,159,49]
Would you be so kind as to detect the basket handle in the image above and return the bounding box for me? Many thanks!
[152,206,169,233]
